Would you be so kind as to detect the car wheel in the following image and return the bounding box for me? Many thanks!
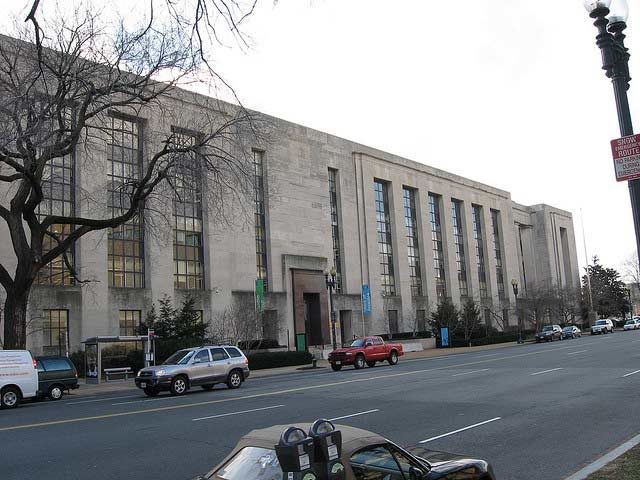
[48,385,64,401]
[201,384,215,391]
[388,350,399,365]
[354,354,365,370]
[226,370,243,389]
[330,363,342,371]
[0,386,21,409]
[366,361,376,368]
[170,376,188,396]
[143,387,159,397]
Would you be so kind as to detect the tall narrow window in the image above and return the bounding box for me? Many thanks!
[429,193,447,299]
[36,154,75,285]
[403,187,422,297]
[472,205,488,299]
[119,310,141,336]
[491,209,505,299]
[173,131,204,290]
[107,116,144,288]
[254,150,268,291]
[43,309,69,356]
[451,200,468,298]
[328,169,343,293]
[375,180,395,295]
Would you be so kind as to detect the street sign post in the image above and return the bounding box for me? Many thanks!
[611,134,640,182]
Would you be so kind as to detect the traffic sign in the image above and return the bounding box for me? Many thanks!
[611,133,640,182]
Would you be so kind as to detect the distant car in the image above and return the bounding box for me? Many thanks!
[35,356,79,401]
[203,422,496,480]
[562,326,582,339]
[328,336,404,371]
[535,325,563,342]
[135,345,250,397]
[591,319,615,335]
[624,319,640,331]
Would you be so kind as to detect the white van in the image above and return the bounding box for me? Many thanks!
[0,350,39,408]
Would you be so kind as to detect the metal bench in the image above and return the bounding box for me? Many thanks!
[104,367,133,382]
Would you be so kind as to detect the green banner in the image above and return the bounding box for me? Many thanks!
[255,279,265,313]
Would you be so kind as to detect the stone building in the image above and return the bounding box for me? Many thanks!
[0,85,580,355]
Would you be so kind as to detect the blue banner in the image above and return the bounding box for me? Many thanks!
[441,327,449,348]
[361,284,371,315]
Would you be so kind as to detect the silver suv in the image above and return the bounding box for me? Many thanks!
[135,345,250,397]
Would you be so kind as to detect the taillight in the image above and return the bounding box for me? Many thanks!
[244,358,249,365]
[33,359,37,369]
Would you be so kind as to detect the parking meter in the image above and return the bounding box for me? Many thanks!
[309,419,345,480]
[274,426,318,480]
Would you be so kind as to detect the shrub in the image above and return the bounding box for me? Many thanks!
[69,351,85,377]
[238,339,281,350]
[247,351,313,370]
[379,331,432,341]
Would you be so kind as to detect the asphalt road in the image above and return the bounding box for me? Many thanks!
[2,331,640,480]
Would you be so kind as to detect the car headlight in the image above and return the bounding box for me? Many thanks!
[346,352,353,356]
[137,370,143,376]
[155,370,166,376]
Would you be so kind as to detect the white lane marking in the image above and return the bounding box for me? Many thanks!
[192,404,285,422]
[112,396,186,406]
[564,432,640,480]
[419,417,502,444]
[623,369,640,378]
[475,353,502,358]
[531,368,563,376]
[567,350,588,355]
[329,409,380,421]
[452,369,490,377]
[632,339,640,343]
[66,395,140,405]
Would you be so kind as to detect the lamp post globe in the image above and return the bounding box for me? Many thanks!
[583,0,612,13]
[607,0,628,24]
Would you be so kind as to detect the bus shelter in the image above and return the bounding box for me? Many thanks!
[82,335,151,384]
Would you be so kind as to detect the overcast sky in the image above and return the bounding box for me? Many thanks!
[4,0,638,276]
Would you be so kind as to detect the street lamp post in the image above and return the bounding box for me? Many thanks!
[584,0,640,261]
[511,279,524,344]
[324,267,338,351]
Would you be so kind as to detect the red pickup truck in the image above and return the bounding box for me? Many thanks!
[328,336,404,371]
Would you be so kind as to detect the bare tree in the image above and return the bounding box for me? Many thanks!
[210,301,267,347]
[459,298,482,346]
[0,1,264,348]
[519,283,554,332]
[621,251,640,286]
[549,286,580,326]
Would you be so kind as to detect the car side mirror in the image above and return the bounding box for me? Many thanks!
[409,466,424,480]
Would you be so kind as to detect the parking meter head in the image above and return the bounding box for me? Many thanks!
[309,419,345,480]
[275,426,317,478]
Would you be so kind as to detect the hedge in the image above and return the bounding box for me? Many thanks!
[247,351,313,370]
[379,331,433,341]
[436,330,535,348]
[238,339,282,350]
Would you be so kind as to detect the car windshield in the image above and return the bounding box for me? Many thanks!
[214,447,281,480]
[563,327,573,331]
[351,339,365,347]
[162,350,194,365]
[595,320,608,326]
[626,320,635,325]
[542,326,553,332]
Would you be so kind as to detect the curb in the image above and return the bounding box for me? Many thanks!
[564,432,640,480]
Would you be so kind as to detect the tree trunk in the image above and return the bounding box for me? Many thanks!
[3,290,29,349]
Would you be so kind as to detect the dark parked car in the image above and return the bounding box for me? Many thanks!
[562,326,582,339]
[201,422,496,480]
[35,356,78,401]
[535,325,562,343]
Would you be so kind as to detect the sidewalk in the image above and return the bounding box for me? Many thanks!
[68,340,525,399]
